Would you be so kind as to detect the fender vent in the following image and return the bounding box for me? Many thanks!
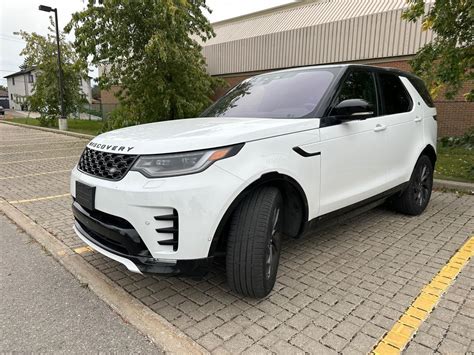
[155,209,178,251]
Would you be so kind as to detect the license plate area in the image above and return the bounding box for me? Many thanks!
[76,181,96,211]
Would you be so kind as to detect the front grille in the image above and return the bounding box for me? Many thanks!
[78,147,137,181]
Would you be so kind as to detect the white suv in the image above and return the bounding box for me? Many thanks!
[71,64,437,298]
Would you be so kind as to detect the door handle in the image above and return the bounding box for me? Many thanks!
[414,116,422,122]
[374,124,387,132]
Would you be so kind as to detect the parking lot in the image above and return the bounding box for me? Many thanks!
[0,123,473,354]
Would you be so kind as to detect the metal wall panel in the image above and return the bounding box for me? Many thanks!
[202,6,431,75]
[205,0,416,46]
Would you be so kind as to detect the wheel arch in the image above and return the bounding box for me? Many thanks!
[208,172,309,257]
[420,144,437,168]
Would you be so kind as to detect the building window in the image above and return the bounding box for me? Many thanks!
[11,94,13,100]
[28,74,34,83]
[12,77,15,85]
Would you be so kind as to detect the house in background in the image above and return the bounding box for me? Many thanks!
[4,67,92,111]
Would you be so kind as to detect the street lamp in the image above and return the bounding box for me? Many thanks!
[39,5,67,131]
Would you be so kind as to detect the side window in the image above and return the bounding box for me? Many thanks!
[331,70,377,115]
[408,77,435,107]
[378,73,412,114]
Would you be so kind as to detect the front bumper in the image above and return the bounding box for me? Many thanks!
[73,212,212,275]
[70,164,245,272]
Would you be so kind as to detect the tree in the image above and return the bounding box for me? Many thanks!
[66,0,222,131]
[403,0,473,101]
[18,20,88,126]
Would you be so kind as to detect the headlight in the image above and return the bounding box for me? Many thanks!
[131,144,244,178]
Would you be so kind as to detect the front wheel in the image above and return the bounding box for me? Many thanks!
[226,187,282,298]
[391,155,433,216]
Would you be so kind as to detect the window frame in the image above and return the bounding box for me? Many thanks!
[375,72,414,116]
[321,67,380,127]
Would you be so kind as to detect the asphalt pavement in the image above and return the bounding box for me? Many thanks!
[0,213,161,353]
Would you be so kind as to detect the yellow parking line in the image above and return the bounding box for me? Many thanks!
[372,236,474,354]
[74,246,95,254]
[8,193,70,204]
[0,156,78,165]
[0,169,71,180]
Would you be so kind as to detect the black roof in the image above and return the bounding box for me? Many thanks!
[261,63,423,82]
[342,64,422,81]
[3,68,34,79]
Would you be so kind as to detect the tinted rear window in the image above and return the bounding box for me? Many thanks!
[378,73,412,115]
[408,76,435,107]
[202,68,339,118]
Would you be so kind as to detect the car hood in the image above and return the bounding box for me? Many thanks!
[87,117,320,155]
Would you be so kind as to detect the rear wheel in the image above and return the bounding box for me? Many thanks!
[226,187,282,298]
[391,155,433,216]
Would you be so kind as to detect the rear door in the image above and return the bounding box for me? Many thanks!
[318,68,388,215]
[376,73,425,187]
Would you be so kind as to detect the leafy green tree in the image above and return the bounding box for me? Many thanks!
[66,0,222,131]
[403,0,473,101]
[18,20,88,126]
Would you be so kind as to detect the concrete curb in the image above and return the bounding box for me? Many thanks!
[0,120,94,139]
[433,179,474,194]
[0,199,208,355]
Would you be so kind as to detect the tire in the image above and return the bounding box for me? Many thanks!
[226,186,282,298]
[391,155,433,216]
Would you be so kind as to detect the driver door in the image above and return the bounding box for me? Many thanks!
[318,69,389,215]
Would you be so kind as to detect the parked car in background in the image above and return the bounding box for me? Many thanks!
[70,64,437,298]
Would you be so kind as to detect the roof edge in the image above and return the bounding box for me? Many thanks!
[3,67,35,79]
[211,0,313,27]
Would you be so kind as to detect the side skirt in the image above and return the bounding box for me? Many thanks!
[302,182,409,236]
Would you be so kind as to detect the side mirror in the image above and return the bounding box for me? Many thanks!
[331,99,374,121]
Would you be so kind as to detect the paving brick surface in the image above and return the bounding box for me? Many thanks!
[1,123,473,353]
[405,262,474,354]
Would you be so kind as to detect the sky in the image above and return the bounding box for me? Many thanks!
[0,0,295,86]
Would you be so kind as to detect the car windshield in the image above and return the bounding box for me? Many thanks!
[202,68,339,118]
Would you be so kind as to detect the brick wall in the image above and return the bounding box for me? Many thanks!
[100,85,120,105]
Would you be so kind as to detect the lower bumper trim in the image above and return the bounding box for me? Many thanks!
[73,223,212,276]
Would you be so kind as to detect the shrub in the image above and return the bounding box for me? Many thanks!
[440,127,474,149]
